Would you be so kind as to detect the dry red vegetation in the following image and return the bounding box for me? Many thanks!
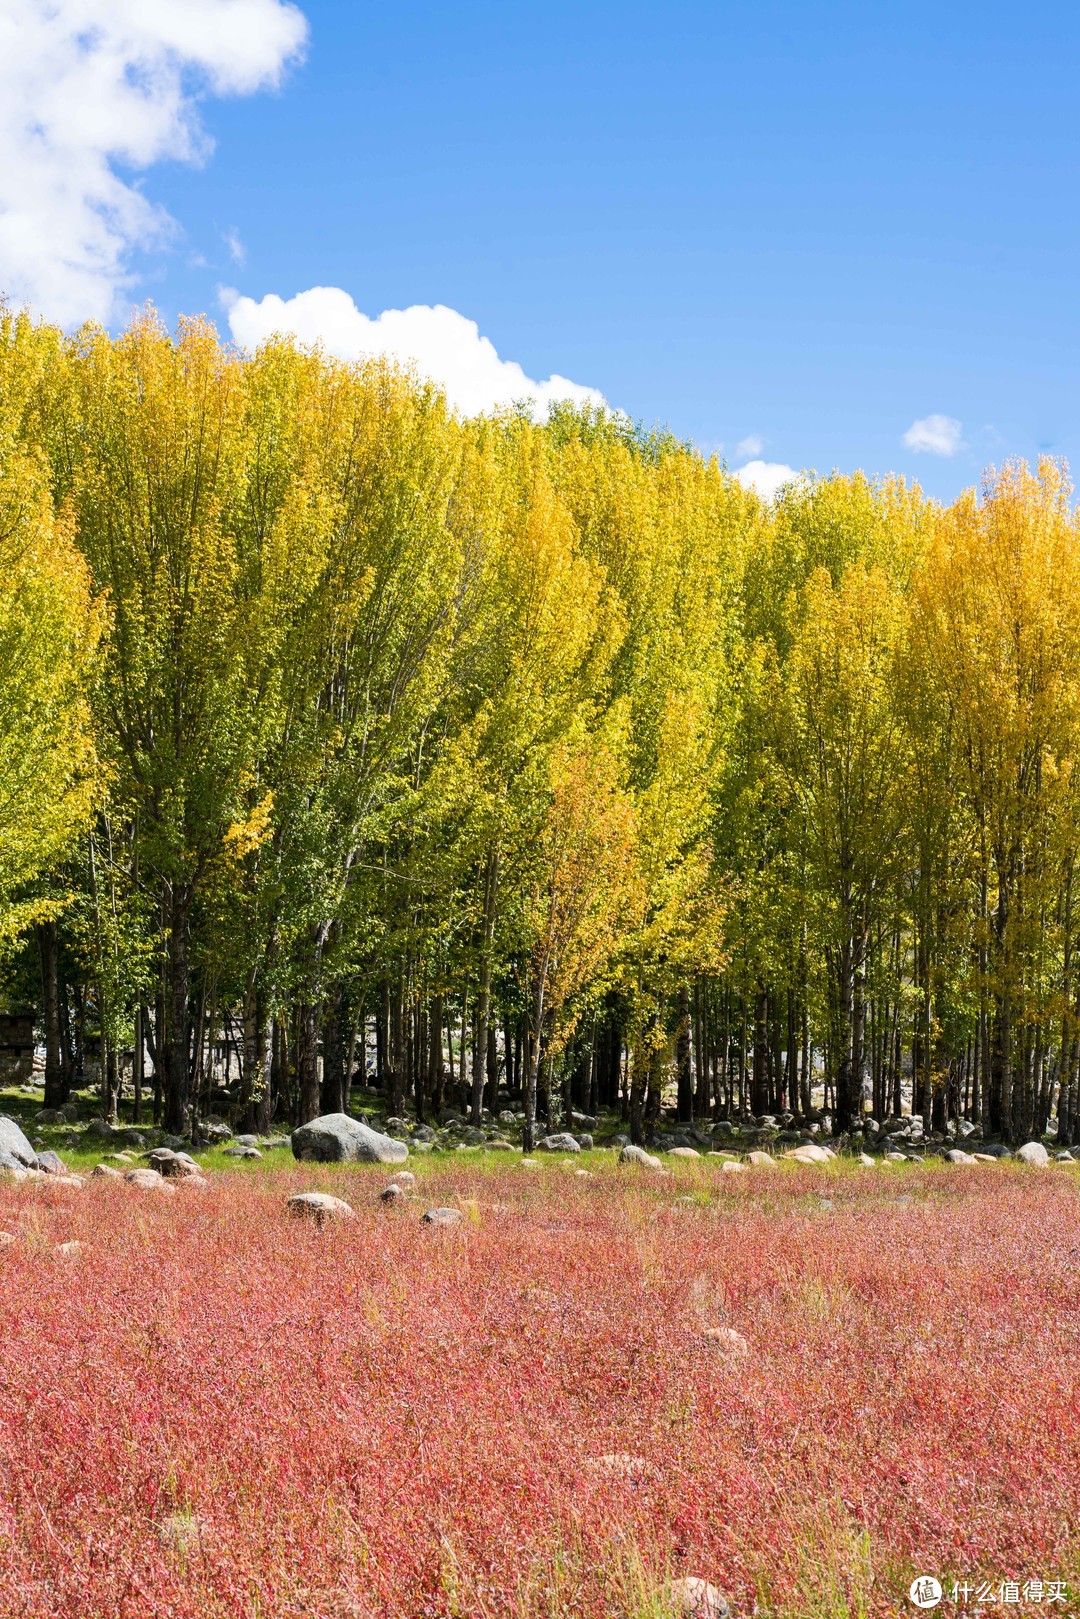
[1,1161,1077,1618]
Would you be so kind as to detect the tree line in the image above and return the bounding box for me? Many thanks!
[1,305,1077,1146]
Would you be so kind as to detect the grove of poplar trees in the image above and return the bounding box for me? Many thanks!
[1,303,1078,1148]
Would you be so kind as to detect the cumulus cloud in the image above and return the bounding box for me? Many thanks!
[733,459,799,501]
[224,285,607,419]
[903,414,964,457]
[223,227,246,267]
[736,433,764,458]
[0,0,307,326]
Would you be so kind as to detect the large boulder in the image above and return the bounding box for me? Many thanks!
[291,1113,408,1165]
[0,1116,37,1173]
[537,1133,581,1153]
[785,1143,833,1165]
[1016,1141,1050,1167]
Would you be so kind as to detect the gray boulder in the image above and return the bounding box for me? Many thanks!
[291,1113,408,1165]
[1016,1141,1050,1167]
[36,1150,69,1176]
[0,1116,37,1169]
[537,1133,581,1153]
[422,1207,463,1227]
[619,1143,665,1171]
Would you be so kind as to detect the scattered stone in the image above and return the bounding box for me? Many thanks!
[422,1207,463,1227]
[36,1149,69,1176]
[947,1148,976,1164]
[720,1160,744,1174]
[379,1183,406,1204]
[0,1230,15,1247]
[537,1133,581,1153]
[668,1146,701,1159]
[857,1153,876,1167]
[389,1170,417,1188]
[124,1167,172,1192]
[80,1119,116,1142]
[1016,1141,1050,1167]
[785,1144,833,1164]
[885,1151,907,1163]
[286,1192,355,1225]
[619,1144,665,1171]
[92,1163,122,1180]
[588,1452,647,1480]
[663,1577,732,1617]
[55,1241,82,1258]
[234,1134,259,1148]
[197,1122,233,1145]
[746,1151,776,1168]
[33,1107,63,1125]
[222,1145,262,1159]
[976,1142,1012,1159]
[702,1326,749,1360]
[291,1113,408,1165]
[147,1148,202,1179]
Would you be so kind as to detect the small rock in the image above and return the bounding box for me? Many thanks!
[286,1192,354,1225]
[92,1164,122,1180]
[422,1207,463,1227]
[0,1230,15,1247]
[124,1167,173,1192]
[746,1151,776,1168]
[785,1144,832,1164]
[537,1133,581,1153]
[222,1145,262,1159]
[389,1170,417,1188]
[619,1144,665,1171]
[55,1240,82,1258]
[663,1576,732,1617]
[36,1150,69,1176]
[720,1160,743,1174]
[702,1326,749,1360]
[668,1146,701,1159]
[947,1148,976,1164]
[857,1153,876,1167]
[379,1183,406,1203]
[1016,1141,1050,1167]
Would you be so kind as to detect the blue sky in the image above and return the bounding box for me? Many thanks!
[5,0,1079,500]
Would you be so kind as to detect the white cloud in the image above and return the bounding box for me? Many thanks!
[223,227,246,267]
[736,433,764,458]
[0,0,307,327]
[224,285,607,419]
[903,414,964,457]
[733,459,799,501]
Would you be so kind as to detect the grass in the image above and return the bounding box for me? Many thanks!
[1,1097,1078,1618]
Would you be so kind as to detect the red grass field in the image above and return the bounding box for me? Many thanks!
[1,1159,1078,1618]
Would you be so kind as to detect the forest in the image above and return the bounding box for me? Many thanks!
[2,303,1078,1152]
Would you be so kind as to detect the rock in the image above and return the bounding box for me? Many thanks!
[222,1145,262,1159]
[0,1230,15,1246]
[379,1183,406,1203]
[92,1163,122,1180]
[196,1122,232,1145]
[571,1112,598,1130]
[55,1240,82,1258]
[619,1144,665,1171]
[885,1151,907,1162]
[857,1153,876,1167]
[746,1151,776,1168]
[971,1152,999,1163]
[286,1192,355,1225]
[59,1103,80,1123]
[588,1452,646,1480]
[785,1144,832,1164]
[574,1133,594,1150]
[33,1107,63,1125]
[147,1148,202,1179]
[664,1577,731,1618]
[35,1149,69,1176]
[124,1167,172,1192]
[485,1138,515,1151]
[976,1142,1012,1158]
[0,1115,38,1169]
[80,1119,116,1142]
[233,1133,258,1147]
[537,1133,581,1153]
[668,1146,701,1159]
[262,1137,292,1150]
[702,1326,749,1359]
[1016,1141,1050,1167]
[947,1148,976,1164]
[422,1207,463,1227]
[1055,1150,1074,1162]
[291,1113,408,1165]
[389,1170,417,1188]
[721,1160,744,1174]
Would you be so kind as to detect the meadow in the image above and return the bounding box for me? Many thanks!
[1,1152,1077,1619]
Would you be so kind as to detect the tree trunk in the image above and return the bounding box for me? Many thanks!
[37,919,66,1109]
